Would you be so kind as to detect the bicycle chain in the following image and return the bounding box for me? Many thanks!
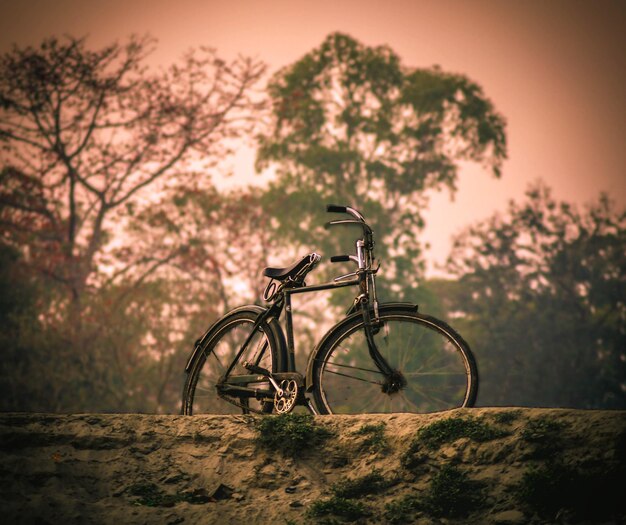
[217,392,268,415]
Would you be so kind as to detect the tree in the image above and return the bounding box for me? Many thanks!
[443,184,626,409]
[257,32,507,298]
[0,36,265,412]
[0,36,265,314]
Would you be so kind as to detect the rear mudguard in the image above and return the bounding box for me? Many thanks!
[184,304,287,373]
[304,302,418,391]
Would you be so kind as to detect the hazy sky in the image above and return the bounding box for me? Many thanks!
[1,0,624,274]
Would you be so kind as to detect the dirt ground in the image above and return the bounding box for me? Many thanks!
[0,408,625,524]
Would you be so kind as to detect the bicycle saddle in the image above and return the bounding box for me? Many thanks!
[263,254,316,281]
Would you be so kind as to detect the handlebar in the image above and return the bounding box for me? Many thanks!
[326,204,366,222]
[326,204,375,267]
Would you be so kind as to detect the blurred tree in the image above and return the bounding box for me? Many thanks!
[125,184,281,311]
[0,36,264,315]
[0,243,43,410]
[257,32,507,299]
[443,184,626,409]
[0,36,265,412]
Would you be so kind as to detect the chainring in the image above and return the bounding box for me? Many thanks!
[274,379,298,414]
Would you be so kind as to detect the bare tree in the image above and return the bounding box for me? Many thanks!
[0,35,265,316]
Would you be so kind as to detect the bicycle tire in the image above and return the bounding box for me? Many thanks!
[182,308,286,415]
[311,308,478,414]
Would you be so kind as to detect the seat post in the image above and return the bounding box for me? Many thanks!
[284,291,296,372]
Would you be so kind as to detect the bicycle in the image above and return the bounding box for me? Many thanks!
[182,205,478,415]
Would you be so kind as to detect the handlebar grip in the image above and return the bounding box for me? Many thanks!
[330,255,351,263]
[326,204,348,214]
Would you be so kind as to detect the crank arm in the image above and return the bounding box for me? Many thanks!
[243,361,283,396]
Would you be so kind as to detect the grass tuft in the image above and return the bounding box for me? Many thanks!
[402,416,507,469]
[492,410,521,425]
[520,417,567,458]
[254,413,333,456]
[353,422,388,453]
[422,464,485,518]
[384,494,421,524]
[307,496,371,521]
[331,469,391,499]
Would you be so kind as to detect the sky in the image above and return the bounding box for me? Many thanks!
[1,0,625,275]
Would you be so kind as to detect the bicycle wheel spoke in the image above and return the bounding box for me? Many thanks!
[404,370,467,377]
[184,314,281,415]
[324,367,383,386]
[398,391,423,412]
[406,383,453,409]
[315,310,476,414]
[323,359,383,375]
[208,349,228,373]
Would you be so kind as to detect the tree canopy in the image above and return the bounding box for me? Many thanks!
[0,35,266,412]
[0,36,265,308]
[441,184,626,408]
[2,32,621,414]
[257,32,507,295]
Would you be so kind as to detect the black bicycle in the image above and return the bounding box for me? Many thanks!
[182,205,478,415]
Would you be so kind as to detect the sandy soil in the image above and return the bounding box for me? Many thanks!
[0,408,625,524]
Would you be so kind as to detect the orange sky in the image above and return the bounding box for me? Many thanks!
[1,0,625,274]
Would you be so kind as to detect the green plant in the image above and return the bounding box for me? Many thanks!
[331,470,391,499]
[127,483,210,507]
[254,413,333,456]
[129,482,178,507]
[353,422,388,453]
[520,417,567,458]
[308,496,371,521]
[492,410,521,425]
[383,494,421,524]
[401,416,507,469]
[420,417,507,449]
[422,464,485,518]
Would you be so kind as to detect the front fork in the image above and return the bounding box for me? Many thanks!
[358,296,394,377]
[357,290,406,394]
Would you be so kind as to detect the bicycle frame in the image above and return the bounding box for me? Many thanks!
[198,204,402,412]
[281,276,361,372]
[184,204,477,416]
[217,265,395,401]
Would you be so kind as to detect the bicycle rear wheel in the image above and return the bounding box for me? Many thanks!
[312,308,478,414]
[182,309,285,415]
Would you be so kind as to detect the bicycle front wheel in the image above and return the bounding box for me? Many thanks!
[182,309,284,415]
[312,309,478,414]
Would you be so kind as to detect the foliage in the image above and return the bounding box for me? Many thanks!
[257,32,507,299]
[0,243,45,410]
[352,422,388,453]
[0,35,264,305]
[443,183,626,408]
[331,469,390,499]
[422,464,485,518]
[404,416,506,458]
[0,35,265,412]
[254,413,333,456]
[492,410,521,425]
[520,417,567,458]
[128,482,210,507]
[383,494,421,524]
[307,496,372,521]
